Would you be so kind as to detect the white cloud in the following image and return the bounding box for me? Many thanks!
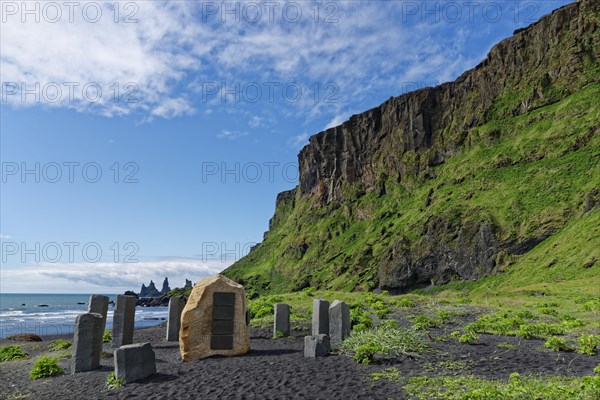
[1,258,230,292]
[1,1,500,119]
[150,97,194,119]
[288,132,310,149]
[0,234,12,239]
[217,130,247,140]
[248,116,264,128]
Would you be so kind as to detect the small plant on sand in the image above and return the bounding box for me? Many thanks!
[412,315,440,330]
[580,375,600,398]
[371,367,401,382]
[517,323,564,340]
[29,356,63,380]
[372,301,391,319]
[435,310,452,322]
[106,372,124,390]
[516,310,536,319]
[577,334,600,355]
[593,364,600,374]
[54,351,71,359]
[561,318,585,329]
[544,337,572,352]
[103,329,112,343]
[0,345,28,362]
[340,322,427,365]
[497,342,517,349]
[458,331,479,344]
[48,339,71,351]
[274,330,287,339]
[395,298,415,308]
[350,305,373,332]
[450,330,479,344]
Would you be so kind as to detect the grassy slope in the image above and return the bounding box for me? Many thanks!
[226,84,600,297]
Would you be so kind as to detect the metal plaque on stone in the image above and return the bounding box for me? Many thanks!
[211,292,235,349]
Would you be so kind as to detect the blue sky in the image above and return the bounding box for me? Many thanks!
[0,0,572,293]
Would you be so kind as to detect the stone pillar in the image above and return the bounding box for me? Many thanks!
[166,296,185,341]
[72,313,103,373]
[273,303,290,338]
[304,334,330,358]
[114,342,156,384]
[87,295,109,333]
[312,299,329,336]
[329,300,350,349]
[112,295,136,348]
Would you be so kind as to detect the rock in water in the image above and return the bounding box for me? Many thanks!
[139,280,160,298]
[160,277,171,295]
[180,274,249,361]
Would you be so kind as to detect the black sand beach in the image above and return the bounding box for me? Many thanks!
[1,322,598,400]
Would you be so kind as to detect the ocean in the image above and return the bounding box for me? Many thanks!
[0,293,168,339]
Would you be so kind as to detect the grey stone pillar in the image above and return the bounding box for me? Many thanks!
[329,300,351,349]
[312,298,329,336]
[87,295,109,333]
[72,313,103,373]
[112,295,136,348]
[304,334,330,357]
[166,296,185,341]
[114,342,156,384]
[273,303,290,337]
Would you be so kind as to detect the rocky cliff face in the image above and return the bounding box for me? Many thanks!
[224,0,600,296]
[299,0,598,205]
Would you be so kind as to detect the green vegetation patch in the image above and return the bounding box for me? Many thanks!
[0,345,28,362]
[48,339,71,351]
[339,320,428,364]
[29,356,63,380]
[106,372,124,390]
[403,373,600,400]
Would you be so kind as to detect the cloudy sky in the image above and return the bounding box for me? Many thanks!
[0,0,571,293]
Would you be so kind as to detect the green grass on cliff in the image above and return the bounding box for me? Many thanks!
[225,84,600,297]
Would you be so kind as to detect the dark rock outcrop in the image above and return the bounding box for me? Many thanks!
[299,0,599,205]
[139,281,160,298]
[379,219,500,294]
[138,278,171,298]
[185,279,192,288]
[160,278,171,295]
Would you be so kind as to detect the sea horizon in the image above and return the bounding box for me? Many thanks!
[0,293,168,339]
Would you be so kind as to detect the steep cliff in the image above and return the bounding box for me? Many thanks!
[224,0,600,297]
